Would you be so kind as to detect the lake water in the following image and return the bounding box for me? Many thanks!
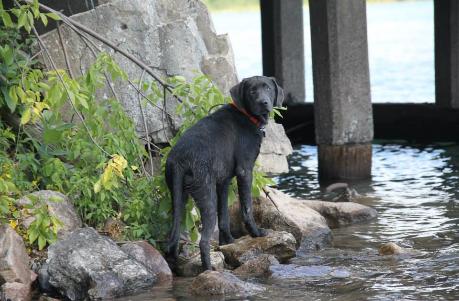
[211,0,434,103]
[119,2,459,300]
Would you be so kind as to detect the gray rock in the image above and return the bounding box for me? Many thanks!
[233,254,279,277]
[189,270,264,296]
[219,230,296,268]
[230,188,332,252]
[0,225,37,284]
[17,190,82,237]
[41,227,155,300]
[0,225,37,301]
[176,251,225,277]
[0,282,33,301]
[301,200,378,228]
[120,241,172,283]
[258,121,293,174]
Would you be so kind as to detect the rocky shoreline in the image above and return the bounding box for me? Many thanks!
[0,187,378,300]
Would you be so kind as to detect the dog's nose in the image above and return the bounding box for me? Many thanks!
[262,99,269,105]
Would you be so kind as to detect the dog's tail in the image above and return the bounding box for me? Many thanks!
[165,166,185,269]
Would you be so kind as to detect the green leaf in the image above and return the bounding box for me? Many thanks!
[40,13,48,27]
[1,86,16,112]
[2,12,13,28]
[38,236,46,250]
[17,12,27,29]
[46,12,60,21]
[28,228,39,244]
[43,128,62,144]
[190,227,199,242]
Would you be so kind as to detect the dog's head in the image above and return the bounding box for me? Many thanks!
[230,76,284,126]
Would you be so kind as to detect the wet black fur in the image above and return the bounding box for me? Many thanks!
[164,76,284,272]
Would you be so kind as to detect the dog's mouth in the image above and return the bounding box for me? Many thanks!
[256,112,269,124]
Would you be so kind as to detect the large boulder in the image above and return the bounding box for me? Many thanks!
[189,270,264,296]
[176,251,225,277]
[40,227,155,300]
[230,188,332,252]
[219,230,296,268]
[301,200,378,228]
[0,225,37,301]
[16,190,82,237]
[40,0,238,144]
[120,241,172,283]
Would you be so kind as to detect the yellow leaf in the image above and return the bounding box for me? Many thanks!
[20,109,31,125]
[9,219,18,229]
[93,180,101,193]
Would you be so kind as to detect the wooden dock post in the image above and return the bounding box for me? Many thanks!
[309,0,373,181]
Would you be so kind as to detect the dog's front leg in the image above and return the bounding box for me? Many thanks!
[236,171,267,237]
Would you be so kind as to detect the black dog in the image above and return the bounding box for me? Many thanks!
[165,76,284,271]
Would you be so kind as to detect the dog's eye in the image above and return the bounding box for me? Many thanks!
[250,90,256,94]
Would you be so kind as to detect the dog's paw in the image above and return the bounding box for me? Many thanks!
[257,228,268,237]
[250,227,268,237]
[219,233,235,245]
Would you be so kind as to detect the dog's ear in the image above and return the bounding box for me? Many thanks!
[230,79,246,109]
[270,77,284,107]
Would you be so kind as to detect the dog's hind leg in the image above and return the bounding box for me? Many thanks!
[165,170,187,271]
[236,172,268,238]
[217,180,234,245]
[192,184,217,271]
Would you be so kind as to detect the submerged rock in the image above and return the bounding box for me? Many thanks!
[176,251,225,277]
[378,242,415,256]
[219,230,296,268]
[40,227,155,300]
[230,187,332,252]
[0,225,37,301]
[301,200,377,228]
[16,190,82,237]
[120,241,172,283]
[233,254,279,277]
[189,270,265,296]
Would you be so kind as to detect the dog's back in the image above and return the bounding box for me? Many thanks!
[165,105,262,190]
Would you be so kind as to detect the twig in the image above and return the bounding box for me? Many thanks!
[56,21,75,79]
[127,79,175,119]
[137,69,155,177]
[262,187,280,211]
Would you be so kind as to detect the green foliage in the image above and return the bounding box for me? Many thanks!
[25,195,63,250]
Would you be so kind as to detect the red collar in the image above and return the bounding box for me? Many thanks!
[230,102,261,127]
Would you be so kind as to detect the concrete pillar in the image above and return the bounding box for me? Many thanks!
[309,0,373,181]
[260,0,305,104]
[434,0,459,109]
